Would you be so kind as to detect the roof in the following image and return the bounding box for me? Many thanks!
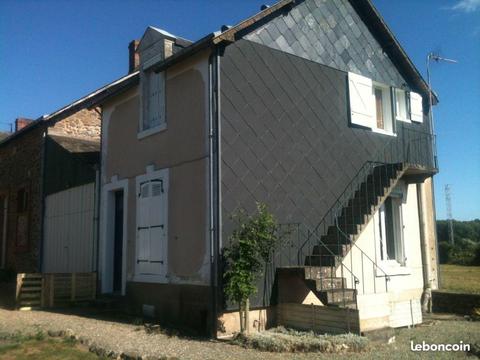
[138,0,435,102]
[49,134,100,154]
[0,71,139,148]
[2,0,434,137]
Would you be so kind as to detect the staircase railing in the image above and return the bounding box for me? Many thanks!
[274,126,436,298]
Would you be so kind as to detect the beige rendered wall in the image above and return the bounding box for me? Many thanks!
[338,181,425,330]
[419,177,439,290]
[101,50,210,286]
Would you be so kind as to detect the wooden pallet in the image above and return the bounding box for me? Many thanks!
[16,272,96,310]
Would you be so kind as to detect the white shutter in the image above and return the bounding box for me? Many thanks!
[157,72,165,125]
[149,180,165,263]
[409,92,423,122]
[137,183,150,262]
[348,72,375,128]
[149,72,160,127]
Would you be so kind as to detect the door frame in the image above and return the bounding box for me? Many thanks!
[100,177,128,295]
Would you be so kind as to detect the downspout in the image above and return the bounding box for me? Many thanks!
[208,45,223,338]
[38,127,49,273]
[417,183,432,312]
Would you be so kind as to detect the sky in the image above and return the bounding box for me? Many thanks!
[0,0,479,220]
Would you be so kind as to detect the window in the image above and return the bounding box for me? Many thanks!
[348,72,394,135]
[135,169,168,281]
[373,84,393,133]
[140,70,166,137]
[378,195,405,265]
[348,72,424,132]
[394,89,409,122]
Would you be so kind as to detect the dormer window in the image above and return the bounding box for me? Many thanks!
[140,70,166,137]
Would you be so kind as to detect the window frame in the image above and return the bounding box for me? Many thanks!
[375,184,411,276]
[138,69,167,140]
[394,88,411,123]
[371,82,395,136]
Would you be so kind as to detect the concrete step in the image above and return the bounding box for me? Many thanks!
[312,243,351,257]
[313,277,346,291]
[277,266,336,280]
[317,288,357,305]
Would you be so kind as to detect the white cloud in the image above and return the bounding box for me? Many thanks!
[451,0,480,12]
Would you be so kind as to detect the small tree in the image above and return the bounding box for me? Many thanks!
[223,203,280,334]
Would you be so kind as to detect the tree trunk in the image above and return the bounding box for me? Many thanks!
[245,298,250,334]
[239,301,245,333]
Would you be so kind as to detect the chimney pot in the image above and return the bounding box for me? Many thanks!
[128,40,140,74]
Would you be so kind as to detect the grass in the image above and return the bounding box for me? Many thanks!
[0,332,103,360]
[440,264,480,294]
[231,326,369,353]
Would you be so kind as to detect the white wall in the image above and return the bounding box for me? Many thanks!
[337,182,424,330]
[43,183,96,273]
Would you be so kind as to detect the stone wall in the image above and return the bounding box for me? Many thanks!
[49,108,101,140]
[0,126,44,272]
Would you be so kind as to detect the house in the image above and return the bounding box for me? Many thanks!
[96,0,439,336]
[0,74,137,276]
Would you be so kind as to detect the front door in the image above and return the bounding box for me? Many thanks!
[113,191,124,293]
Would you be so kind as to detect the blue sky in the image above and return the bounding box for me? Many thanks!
[0,0,478,220]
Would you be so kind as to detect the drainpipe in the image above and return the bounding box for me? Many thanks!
[417,183,432,312]
[208,47,221,338]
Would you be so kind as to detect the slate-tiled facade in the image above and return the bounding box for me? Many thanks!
[245,0,409,89]
[220,0,433,307]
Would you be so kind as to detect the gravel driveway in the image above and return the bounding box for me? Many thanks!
[0,308,320,359]
[1,308,478,359]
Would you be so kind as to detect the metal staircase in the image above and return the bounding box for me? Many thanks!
[274,126,437,311]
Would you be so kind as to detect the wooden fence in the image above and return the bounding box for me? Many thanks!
[277,303,361,334]
[16,272,96,310]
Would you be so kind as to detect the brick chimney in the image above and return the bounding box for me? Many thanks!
[15,118,34,132]
[128,40,140,73]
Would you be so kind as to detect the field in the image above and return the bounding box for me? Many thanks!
[439,265,480,294]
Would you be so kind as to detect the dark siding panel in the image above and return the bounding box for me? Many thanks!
[220,40,430,307]
[44,137,98,196]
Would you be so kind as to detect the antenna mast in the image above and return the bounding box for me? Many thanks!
[444,184,454,245]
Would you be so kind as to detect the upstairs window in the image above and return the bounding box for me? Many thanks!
[140,70,166,137]
[348,72,424,133]
[394,88,409,122]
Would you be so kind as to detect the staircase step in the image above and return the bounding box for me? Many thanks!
[317,288,357,305]
[304,254,340,267]
[314,277,346,291]
[277,266,336,280]
[312,243,351,257]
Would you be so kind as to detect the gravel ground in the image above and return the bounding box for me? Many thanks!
[0,308,478,359]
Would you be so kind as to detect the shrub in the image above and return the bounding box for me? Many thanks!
[232,327,369,353]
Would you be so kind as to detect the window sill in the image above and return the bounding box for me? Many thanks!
[376,261,411,276]
[137,123,167,140]
[371,128,397,137]
[396,117,411,123]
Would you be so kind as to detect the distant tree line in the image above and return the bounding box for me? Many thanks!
[437,219,480,266]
